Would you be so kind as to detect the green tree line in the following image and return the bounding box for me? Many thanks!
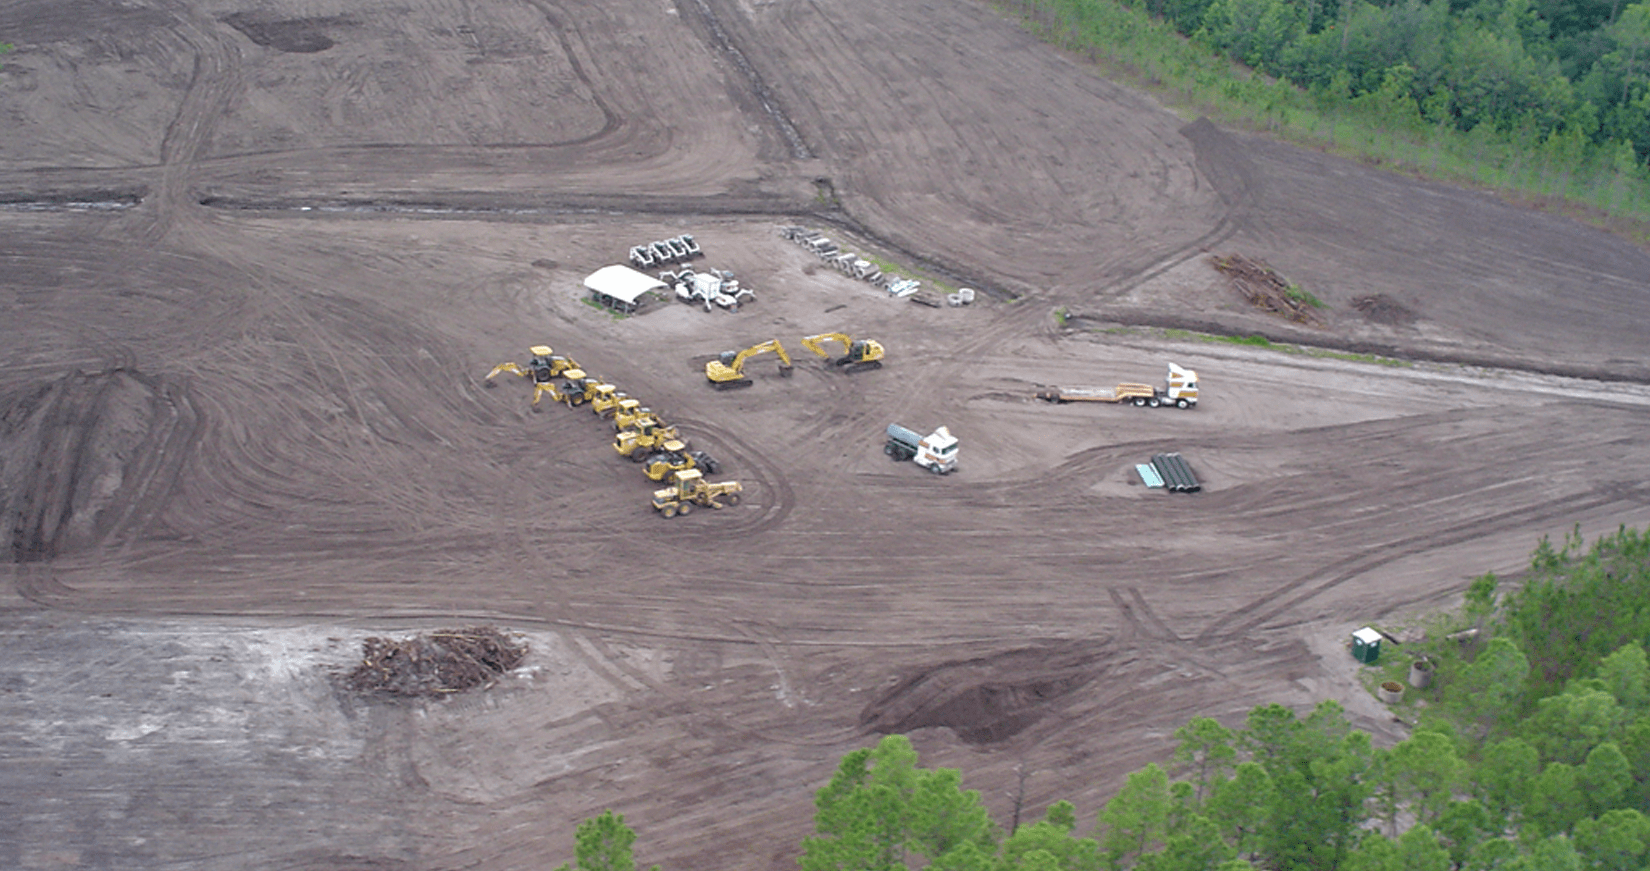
[1001,0,1650,230]
[565,524,1650,870]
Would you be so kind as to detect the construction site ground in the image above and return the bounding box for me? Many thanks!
[2,0,1649,868]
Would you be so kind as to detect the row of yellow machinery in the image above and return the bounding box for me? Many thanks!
[705,332,885,389]
[484,345,743,517]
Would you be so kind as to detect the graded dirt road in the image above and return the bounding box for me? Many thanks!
[2,0,1648,868]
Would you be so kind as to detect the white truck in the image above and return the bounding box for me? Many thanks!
[1035,363,1199,409]
[885,424,958,474]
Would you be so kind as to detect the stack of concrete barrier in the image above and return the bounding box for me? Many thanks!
[630,234,703,270]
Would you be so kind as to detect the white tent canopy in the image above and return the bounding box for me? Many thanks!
[583,264,666,306]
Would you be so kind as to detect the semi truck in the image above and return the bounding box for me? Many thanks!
[1035,363,1198,409]
[885,424,958,475]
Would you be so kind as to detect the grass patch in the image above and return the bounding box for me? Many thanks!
[1149,327,1413,367]
[1285,283,1324,308]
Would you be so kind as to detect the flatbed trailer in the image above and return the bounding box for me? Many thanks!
[1035,363,1199,409]
[1036,384,1160,405]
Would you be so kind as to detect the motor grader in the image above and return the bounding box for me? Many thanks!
[801,332,885,374]
[705,338,793,390]
[482,345,582,409]
[652,468,742,518]
[615,419,685,460]
[640,441,722,482]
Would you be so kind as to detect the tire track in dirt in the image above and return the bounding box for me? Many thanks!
[1199,486,1633,641]
[146,1,242,243]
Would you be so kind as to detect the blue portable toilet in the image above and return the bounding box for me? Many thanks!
[1351,627,1383,664]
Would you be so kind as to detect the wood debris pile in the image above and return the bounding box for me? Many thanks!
[1209,253,1326,327]
[345,626,527,696]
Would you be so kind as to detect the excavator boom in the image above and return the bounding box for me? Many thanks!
[801,332,883,373]
[705,339,794,389]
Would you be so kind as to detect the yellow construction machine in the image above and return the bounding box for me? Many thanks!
[610,400,657,432]
[558,369,613,408]
[483,345,582,409]
[652,468,742,517]
[801,332,885,374]
[640,441,723,481]
[615,419,685,460]
[588,385,631,418]
[705,339,794,390]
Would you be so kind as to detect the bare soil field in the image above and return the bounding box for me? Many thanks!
[2,0,1648,868]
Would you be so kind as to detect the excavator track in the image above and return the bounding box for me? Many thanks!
[712,379,754,391]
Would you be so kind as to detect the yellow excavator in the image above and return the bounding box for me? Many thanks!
[705,339,794,390]
[801,332,885,374]
[483,345,583,409]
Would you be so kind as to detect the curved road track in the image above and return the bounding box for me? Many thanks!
[2,0,1649,868]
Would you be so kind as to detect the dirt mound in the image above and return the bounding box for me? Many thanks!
[1351,293,1417,326]
[1210,253,1327,328]
[344,627,528,697]
[1,368,191,562]
[859,646,1104,744]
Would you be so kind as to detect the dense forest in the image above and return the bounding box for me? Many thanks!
[567,525,1650,870]
[1010,0,1650,230]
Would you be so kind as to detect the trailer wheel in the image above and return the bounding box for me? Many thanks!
[1133,397,1147,407]
[1149,397,1161,408]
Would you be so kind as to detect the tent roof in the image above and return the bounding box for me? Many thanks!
[583,264,666,304]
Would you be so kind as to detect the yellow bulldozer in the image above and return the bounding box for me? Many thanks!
[557,369,614,409]
[615,419,685,460]
[640,441,722,481]
[705,339,794,390]
[801,332,885,374]
[652,468,742,517]
[483,345,583,409]
[588,385,632,418]
[610,400,658,432]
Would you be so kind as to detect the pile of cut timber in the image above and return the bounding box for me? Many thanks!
[345,626,527,697]
[1209,253,1325,327]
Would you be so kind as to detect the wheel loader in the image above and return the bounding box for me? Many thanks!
[482,346,583,409]
[652,468,742,518]
[705,339,794,390]
[641,442,721,481]
[615,420,686,460]
[801,332,885,374]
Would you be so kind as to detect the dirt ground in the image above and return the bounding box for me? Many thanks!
[2,0,1649,868]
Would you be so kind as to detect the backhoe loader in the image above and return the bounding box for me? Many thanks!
[801,332,885,374]
[640,441,722,481]
[705,339,794,390]
[652,468,742,518]
[615,419,686,460]
[483,346,582,409]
